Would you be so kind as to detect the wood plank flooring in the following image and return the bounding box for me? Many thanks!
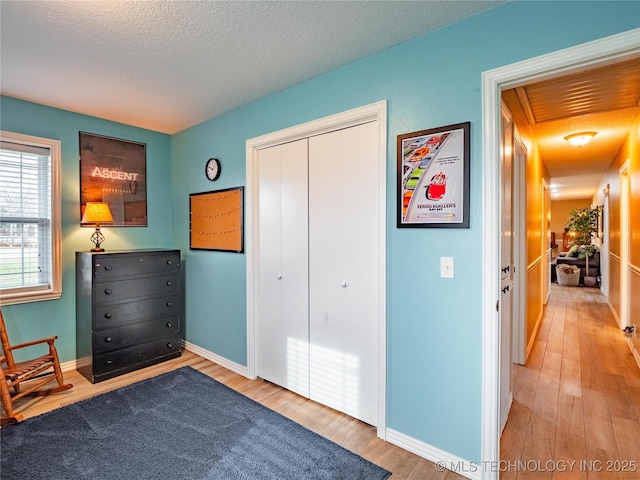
[501,284,640,480]
[5,283,638,479]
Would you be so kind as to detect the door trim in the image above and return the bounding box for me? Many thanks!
[481,29,639,480]
[512,133,527,365]
[619,160,630,330]
[245,100,387,437]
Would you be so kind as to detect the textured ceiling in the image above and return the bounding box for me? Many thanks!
[0,0,504,134]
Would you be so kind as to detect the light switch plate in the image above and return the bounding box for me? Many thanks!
[440,257,454,278]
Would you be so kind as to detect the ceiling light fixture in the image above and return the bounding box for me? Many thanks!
[564,131,596,147]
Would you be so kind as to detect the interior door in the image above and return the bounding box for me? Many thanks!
[256,139,309,397]
[308,121,379,426]
[499,103,514,434]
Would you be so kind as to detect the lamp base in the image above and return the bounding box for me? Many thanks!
[89,227,106,253]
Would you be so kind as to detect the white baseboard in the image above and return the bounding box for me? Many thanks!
[183,341,250,378]
[60,343,249,379]
[386,428,481,480]
[60,359,77,372]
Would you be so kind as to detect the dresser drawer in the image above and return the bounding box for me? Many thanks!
[93,316,179,352]
[93,336,181,376]
[94,274,179,304]
[94,295,179,329]
[93,252,179,279]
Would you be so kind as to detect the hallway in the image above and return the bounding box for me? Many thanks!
[501,284,640,479]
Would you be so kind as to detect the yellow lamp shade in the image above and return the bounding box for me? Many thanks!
[82,202,113,224]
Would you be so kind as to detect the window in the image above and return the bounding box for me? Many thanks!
[0,131,61,305]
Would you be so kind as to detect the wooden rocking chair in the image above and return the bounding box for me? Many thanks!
[0,309,73,425]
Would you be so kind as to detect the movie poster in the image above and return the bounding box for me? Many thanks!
[398,123,469,228]
[80,132,147,226]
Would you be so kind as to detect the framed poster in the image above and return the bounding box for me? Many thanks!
[190,187,244,252]
[79,132,147,226]
[397,122,470,228]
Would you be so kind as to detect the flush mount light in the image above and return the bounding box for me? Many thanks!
[564,131,596,146]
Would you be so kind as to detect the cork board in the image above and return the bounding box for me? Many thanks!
[190,187,244,252]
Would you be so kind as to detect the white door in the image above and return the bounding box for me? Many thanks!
[308,121,379,426]
[255,121,380,426]
[499,104,514,434]
[256,139,310,397]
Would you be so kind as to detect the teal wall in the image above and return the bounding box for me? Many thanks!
[2,0,638,465]
[0,97,172,364]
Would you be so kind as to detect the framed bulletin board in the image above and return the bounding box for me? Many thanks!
[189,187,244,252]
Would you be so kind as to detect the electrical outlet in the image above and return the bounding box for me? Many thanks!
[440,257,454,279]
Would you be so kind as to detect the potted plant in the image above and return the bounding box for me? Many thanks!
[565,206,600,286]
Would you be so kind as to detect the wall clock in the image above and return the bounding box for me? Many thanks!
[205,157,221,181]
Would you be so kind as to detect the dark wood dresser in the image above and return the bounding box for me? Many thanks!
[76,249,183,383]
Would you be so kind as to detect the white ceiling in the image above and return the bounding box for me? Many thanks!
[0,0,504,134]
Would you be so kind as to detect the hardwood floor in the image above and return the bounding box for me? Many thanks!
[6,284,638,479]
[6,350,466,480]
[501,283,640,480]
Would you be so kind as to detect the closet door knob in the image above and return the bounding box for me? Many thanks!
[341,281,347,288]
[276,274,282,280]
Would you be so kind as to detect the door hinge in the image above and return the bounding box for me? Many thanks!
[496,300,500,312]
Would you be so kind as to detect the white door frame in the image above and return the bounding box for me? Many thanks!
[512,134,527,365]
[481,29,639,479]
[619,160,631,329]
[602,184,610,296]
[245,100,387,437]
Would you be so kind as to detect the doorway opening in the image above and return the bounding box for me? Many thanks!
[481,28,639,478]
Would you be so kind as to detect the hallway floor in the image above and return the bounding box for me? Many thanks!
[501,284,640,479]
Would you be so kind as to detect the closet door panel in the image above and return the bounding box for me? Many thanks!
[308,122,379,425]
[339,121,379,426]
[256,139,309,397]
[308,131,344,414]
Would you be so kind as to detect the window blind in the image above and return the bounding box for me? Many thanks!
[0,141,52,292]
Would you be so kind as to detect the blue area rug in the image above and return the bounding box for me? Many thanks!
[0,366,390,480]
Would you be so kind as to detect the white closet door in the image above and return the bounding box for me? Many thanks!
[308,121,379,425]
[256,139,309,397]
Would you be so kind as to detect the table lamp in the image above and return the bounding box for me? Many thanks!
[81,202,113,252]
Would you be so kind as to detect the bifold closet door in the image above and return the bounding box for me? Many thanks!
[256,139,309,398]
[308,121,379,426]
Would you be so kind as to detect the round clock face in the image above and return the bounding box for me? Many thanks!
[205,158,221,181]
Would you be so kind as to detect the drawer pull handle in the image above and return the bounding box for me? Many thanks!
[105,360,113,366]
[104,265,112,271]
[166,301,173,308]
[166,260,173,265]
[167,342,174,349]
[166,322,173,328]
[166,281,173,286]
[104,313,112,319]
[104,336,112,343]
[104,289,112,295]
